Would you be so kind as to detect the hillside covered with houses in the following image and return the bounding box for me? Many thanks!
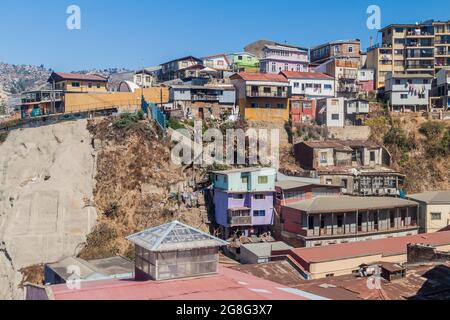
[1,18,450,302]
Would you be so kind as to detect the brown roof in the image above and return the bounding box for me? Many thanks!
[299,140,380,151]
[290,231,450,264]
[231,72,288,83]
[49,72,107,82]
[285,196,418,214]
[280,71,334,80]
[294,262,450,300]
[300,140,353,152]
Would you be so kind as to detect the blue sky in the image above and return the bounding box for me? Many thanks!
[0,0,449,71]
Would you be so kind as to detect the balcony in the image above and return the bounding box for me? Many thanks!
[191,94,220,102]
[246,89,288,98]
[228,208,252,227]
[228,216,252,227]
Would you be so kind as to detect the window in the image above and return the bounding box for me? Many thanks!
[324,84,332,90]
[72,82,80,87]
[320,152,327,164]
[395,79,401,85]
[331,114,340,120]
[88,83,93,88]
[400,94,408,99]
[232,194,244,200]
[253,210,266,217]
[419,94,425,99]
[341,179,348,189]
[96,84,101,89]
[251,103,259,108]
[254,194,266,200]
[284,63,289,71]
[263,87,271,93]
[431,212,442,220]
[241,174,249,184]
[238,56,243,60]
[294,82,300,88]
[423,79,429,84]
[334,45,340,53]
[277,103,285,108]
[271,62,276,72]
[370,151,376,162]
[326,179,333,185]
[348,45,353,53]
[265,103,271,108]
[258,176,268,184]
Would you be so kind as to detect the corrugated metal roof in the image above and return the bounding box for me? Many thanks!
[49,267,320,300]
[407,190,450,204]
[284,196,418,213]
[290,231,450,263]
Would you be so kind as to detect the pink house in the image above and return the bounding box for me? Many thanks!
[260,44,309,74]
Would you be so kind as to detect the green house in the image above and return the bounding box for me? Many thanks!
[231,52,260,73]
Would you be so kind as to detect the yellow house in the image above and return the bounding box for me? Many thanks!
[48,72,108,93]
[230,72,290,123]
[407,190,450,233]
[287,231,450,279]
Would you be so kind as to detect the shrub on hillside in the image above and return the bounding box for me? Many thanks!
[419,121,445,140]
[112,112,141,129]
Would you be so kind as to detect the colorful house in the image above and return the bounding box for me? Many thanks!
[211,168,277,239]
[231,52,260,73]
[230,72,290,123]
[289,97,317,125]
[260,44,309,74]
[48,72,108,93]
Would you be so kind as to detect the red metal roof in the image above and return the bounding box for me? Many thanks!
[49,267,312,300]
[290,231,450,264]
[280,71,334,80]
[232,72,288,83]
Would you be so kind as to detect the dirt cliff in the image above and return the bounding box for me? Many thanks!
[78,117,209,260]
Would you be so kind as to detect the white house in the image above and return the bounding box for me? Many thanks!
[316,97,345,127]
[202,54,232,71]
[280,71,335,99]
[384,73,433,112]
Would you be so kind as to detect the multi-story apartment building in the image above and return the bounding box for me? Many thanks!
[259,44,309,74]
[279,71,335,99]
[159,56,203,81]
[366,45,399,89]
[169,84,236,120]
[231,52,260,73]
[384,73,433,112]
[368,20,450,90]
[281,196,419,248]
[431,68,450,111]
[315,58,359,98]
[294,140,404,196]
[310,40,361,65]
[230,72,290,122]
[211,168,277,239]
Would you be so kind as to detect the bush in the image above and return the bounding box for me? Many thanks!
[419,121,445,140]
[168,118,185,130]
[112,112,140,129]
[78,223,119,260]
[0,132,8,144]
